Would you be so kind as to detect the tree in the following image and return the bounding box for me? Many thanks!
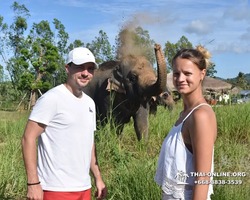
[115,26,156,65]
[1,2,73,107]
[9,1,30,56]
[164,36,193,71]
[53,19,69,56]
[236,72,247,89]
[41,19,69,88]
[18,19,61,106]
[0,15,8,63]
[67,39,85,52]
[88,30,115,64]
[0,2,30,91]
[0,64,4,83]
[206,62,217,77]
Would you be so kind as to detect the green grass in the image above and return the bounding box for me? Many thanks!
[0,103,250,200]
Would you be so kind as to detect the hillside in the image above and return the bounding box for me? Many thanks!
[216,73,250,84]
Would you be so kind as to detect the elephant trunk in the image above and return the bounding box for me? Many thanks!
[145,44,167,96]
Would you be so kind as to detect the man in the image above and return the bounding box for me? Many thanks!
[22,47,107,200]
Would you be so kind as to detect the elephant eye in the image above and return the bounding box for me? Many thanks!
[163,93,169,99]
[129,74,137,83]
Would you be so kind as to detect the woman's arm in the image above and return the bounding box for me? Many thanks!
[189,106,217,200]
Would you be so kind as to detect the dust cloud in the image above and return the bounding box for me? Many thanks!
[116,12,162,59]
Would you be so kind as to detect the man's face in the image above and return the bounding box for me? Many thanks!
[66,62,95,89]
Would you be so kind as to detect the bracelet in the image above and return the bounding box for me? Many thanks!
[27,181,40,186]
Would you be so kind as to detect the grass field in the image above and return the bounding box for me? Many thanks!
[0,102,250,200]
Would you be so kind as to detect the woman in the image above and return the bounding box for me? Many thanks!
[154,45,217,200]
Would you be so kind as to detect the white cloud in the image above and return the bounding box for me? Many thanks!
[55,0,87,7]
[212,42,228,54]
[246,44,250,52]
[223,6,250,23]
[240,27,250,40]
[229,42,245,54]
[211,39,250,54]
[183,20,213,35]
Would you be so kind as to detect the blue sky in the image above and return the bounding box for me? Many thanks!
[0,0,250,79]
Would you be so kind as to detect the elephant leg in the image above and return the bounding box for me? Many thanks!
[133,104,149,141]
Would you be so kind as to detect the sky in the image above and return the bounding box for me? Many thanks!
[0,0,250,79]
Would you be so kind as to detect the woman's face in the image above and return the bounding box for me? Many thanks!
[172,57,206,95]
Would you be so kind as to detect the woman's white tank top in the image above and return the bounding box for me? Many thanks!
[154,103,214,200]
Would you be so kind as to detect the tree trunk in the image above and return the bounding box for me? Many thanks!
[30,89,37,107]
[30,72,43,108]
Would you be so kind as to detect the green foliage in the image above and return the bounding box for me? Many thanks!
[8,2,30,55]
[0,81,23,102]
[164,36,193,71]
[67,39,85,52]
[1,103,250,199]
[1,102,250,199]
[0,16,8,66]
[206,62,217,77]
[0,16,8,32]
[41,81,52,91]
[237,72,247,89]
[18,73,34,91]
[0,2,30,90]
[53,18,69,55]
[224,73,250,90]
[16,20,62,93]
[1,2,69,99]
[32,20,53,41]
[0,16,8,47]
[0,112,29,198]
[88,30,115,64]
[0,65,4,82]
[11,1,30,17]
[6,58,26,89]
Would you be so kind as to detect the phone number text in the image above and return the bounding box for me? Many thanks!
[194,180,243,185]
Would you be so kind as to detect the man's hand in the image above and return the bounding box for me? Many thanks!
[27,184,43,200]
[94,179,107,200]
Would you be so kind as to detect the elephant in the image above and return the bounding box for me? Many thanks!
[83,44,167,141]
[149,87,175,115]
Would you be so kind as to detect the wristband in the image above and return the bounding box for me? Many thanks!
[27,181,40,186]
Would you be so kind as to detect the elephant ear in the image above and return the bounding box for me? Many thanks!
[106,66,126,94]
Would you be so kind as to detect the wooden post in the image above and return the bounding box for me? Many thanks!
[38,89,43,96]
[16,92,27,111]
[28,91,32,111]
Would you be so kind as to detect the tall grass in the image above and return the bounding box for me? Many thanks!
[0,103,250,199]
[0,111,30,199]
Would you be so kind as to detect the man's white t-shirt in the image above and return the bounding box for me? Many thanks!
[29,84,96,191]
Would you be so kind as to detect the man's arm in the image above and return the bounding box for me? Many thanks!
[90,143,107,200]
[22,120,46,200]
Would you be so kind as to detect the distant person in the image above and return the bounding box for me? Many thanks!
[223,93,229,104]
[218,95,222,102]
[155,45,217,200]
[22,47,107,200]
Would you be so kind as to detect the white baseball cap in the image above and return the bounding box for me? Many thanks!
[66,47,98,69]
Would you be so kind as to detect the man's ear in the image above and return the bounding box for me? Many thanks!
[65,64,70,73]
